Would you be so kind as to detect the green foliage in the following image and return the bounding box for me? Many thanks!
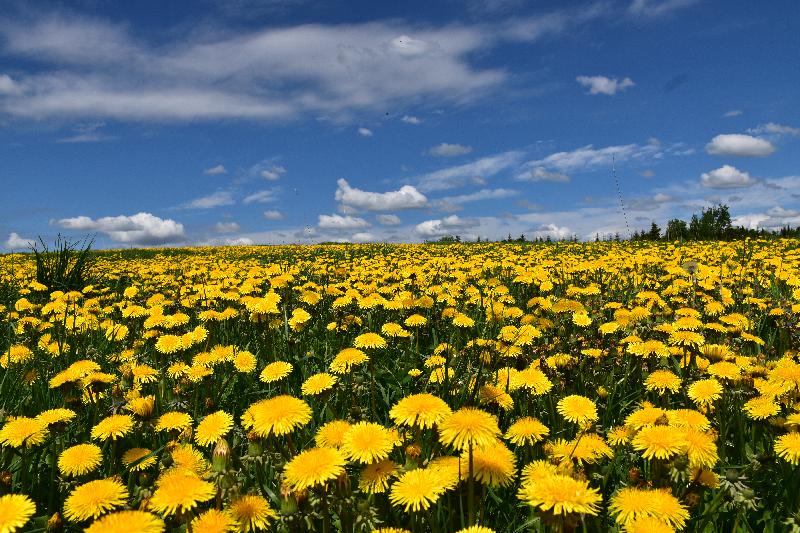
[32,234,96,292]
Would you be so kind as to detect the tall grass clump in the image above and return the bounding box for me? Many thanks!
[31,234,95,291]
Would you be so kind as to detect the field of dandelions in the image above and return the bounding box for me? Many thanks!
[1,240,799,533]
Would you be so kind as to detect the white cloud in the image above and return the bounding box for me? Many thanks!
[260,165,286,181]
[705,134,775,157]
[183,190,236,209]
[628,0,698,18]
[518,167,571,182]
[56,121,113,143]
[519,143,659,176]
[401,115,422,124]
[700,165,757,189]
[416,150,524,192]
[0,14,507,122]
[318,214,370,229]
[437,188,518,205]
[335,178,428,211]
[428,143,473,157]
[414,215,478,237]
[351,232,375,243]
[263,210,284,220]
[377,214,401,226]
[576,75,634,95]
[204,164,227,175]
[4,232,34,249]
[723,110,742,118]
[530,223,572,240]
[56,212,185,245]
[0,74,20,95]
[358,127,374,137]
[748,122,800,137]
[214,221,240,233]
[242,190,277,204]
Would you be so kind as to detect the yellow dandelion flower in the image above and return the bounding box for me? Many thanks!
[557,395,598,426]
[438,408,501,451]
[283,447,346,491]
[462,439,516,487]
[632,426,686,460]
[389,468,448,512]
[687,379,723,409]
[775,432,800,465]
[64,478,128,522]
[122,448,157,471]
[342,422,396,464]
[518,474,601,516]
[259,361,293,383]
[85,510,165,533]
[155,412,193,433]
[91,414,134,441]
[150,471,216,516]
[644,370,682,394]
[58,443,103,477]
[354,332,387,349]
[315,420,352,448]
[36,408,77,426]
[359,459,399,494]
[390,393,452,430]
[229,494,278,532]
[504,417,549,445]
[301,373,338,396]
[0,494,36,532]
[190,509,235,533]
[330,348,369,374]
[195,411,234,447]
[0,417,48,448]
[242,395,312,438]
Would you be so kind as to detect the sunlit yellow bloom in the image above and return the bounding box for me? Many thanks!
[64,478,128,521]
[85,511,164,533]
[59,443,103,477]
[283,447,346,491]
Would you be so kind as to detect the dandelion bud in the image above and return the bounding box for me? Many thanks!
[213,438,230,472]
[46,512,62,532]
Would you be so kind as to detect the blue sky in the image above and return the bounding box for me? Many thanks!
[2,0,799,248]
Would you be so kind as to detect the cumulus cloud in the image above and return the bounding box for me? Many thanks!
[4,232,34,249]
[700,165,757,189]
[358,127,373,137]
[748,123,800,137]
[529,223,572,240]
[260,165,286,181]
[416,151,524,192]
[214,221,240,233]
[242,189,277,204]
[377,214,401,226]
[401,115,422,124]
[182,190,235,209]
[576,75,634,95]
[335,179,428,211]
[318,214,370,229]
[705,134,775,157]
[56,212,185,245]
[204,164,227,175]
[428,143,473,157]
[263,210,284,220]
[518,167,571,182]
[414,215,478,237]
